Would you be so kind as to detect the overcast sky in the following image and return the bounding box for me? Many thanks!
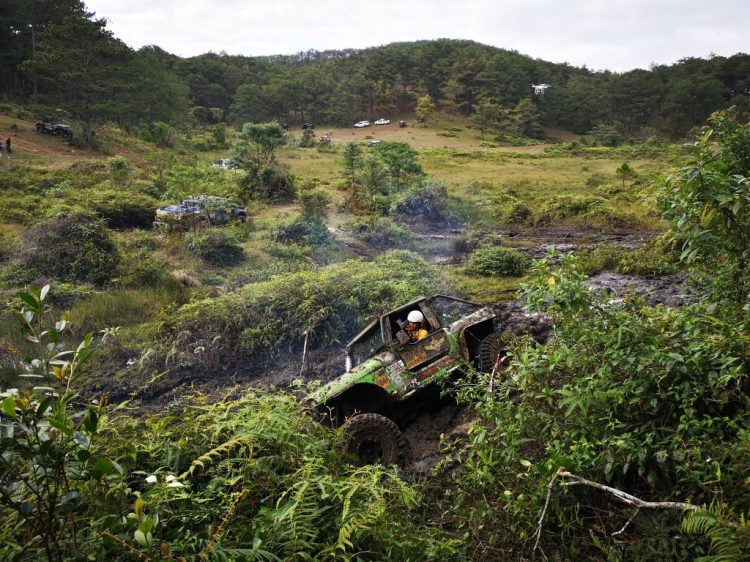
[83,0,748,72]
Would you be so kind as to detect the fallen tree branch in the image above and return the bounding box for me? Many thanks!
[533,469,699,559]
[532,467,563,559]
[558,471,700,512]
[612,508,640,536]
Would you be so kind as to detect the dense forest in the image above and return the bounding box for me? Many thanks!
[2,0,749,139]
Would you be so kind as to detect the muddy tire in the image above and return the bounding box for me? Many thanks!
[479,332,509,372]
[339,413,410,466]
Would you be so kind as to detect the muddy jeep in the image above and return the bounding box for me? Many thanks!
[35,119,73,137]
[153,195,246,228]
[309,295,508,465]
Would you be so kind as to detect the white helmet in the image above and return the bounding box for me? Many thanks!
[407,310,424,323]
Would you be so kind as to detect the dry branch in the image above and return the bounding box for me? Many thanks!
[533,469,699,559]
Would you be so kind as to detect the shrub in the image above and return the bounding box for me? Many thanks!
[298,128,317,147]
[504,202,532,224]
[84,189,158,229]
[298,187,330,222]
[395,182,452,224]
[576,236,680,276]
[106,156,134,187]
[238,164,296,203]
[151,121,179,147]
[585,173,609,187]
[347,218,413,249]
[542,195,608,219]
[271,217,331,246]
[10,213,120,286]
[451,230,504,253]
[466,246,527,276]
[185,229,244,265]
[115,248,170,288]
[159,250,446,361]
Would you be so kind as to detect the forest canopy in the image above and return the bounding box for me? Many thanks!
[1,1,748,138]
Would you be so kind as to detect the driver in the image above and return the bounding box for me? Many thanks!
[405,310,429,342]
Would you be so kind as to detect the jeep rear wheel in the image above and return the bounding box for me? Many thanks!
[339,413,409,466]
[36,124,44,133]
[479,332,510,372]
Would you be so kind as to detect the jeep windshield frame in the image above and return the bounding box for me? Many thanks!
[346,318,384,369]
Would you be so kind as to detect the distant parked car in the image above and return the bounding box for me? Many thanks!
[301,123,314,130]
[374,118,390,125]
[154,195,246,228]
[368,140,381,147]
[399,120,407,128]
[354,121,370,128]
[319,134,331,143]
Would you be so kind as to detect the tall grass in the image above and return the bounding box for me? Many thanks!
[67,283,190,337]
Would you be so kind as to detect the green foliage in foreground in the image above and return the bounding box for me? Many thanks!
[0,287,458,561]
[157,251,447,364]
[660,108,750,304]
[426,253,750,559]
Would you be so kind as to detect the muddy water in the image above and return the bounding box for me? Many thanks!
[420,227,655,265]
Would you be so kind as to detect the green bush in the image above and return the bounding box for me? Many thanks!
[185,229,244,265]
[466,246,527,276]
[238,163,296,203]
[159,251,446,361]
[451,230,504,253]
[395,182,452,224]
[347,218,413,249]
[271,216,331,247]
[115,248,170,288]
[504,202,532,223]
[85,189,158,229]
[9,213,120,286]
[576,236,680,275]
[542,195,608,218]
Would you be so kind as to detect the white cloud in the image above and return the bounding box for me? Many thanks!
[86,0,749,71]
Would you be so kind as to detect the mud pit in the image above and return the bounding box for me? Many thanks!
[112,226,692,475]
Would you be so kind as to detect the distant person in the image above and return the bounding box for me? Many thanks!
[4,136,10,154]
[404,310,429,342]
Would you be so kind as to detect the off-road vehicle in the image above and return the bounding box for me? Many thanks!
[35,119,73,137]
[153,195,247,228]
[309,295,509,465]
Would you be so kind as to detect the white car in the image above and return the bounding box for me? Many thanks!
[374,118,390,125]
[354,121,370,128]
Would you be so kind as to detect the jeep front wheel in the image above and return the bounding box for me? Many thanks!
[479,332,509,372]
[339,413,409,466]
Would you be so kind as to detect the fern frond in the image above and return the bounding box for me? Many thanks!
[212,547,281,562]
[180,433,257,479]
[335,497,387,554]
[684,508,746,562]
[683,511,719,536]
